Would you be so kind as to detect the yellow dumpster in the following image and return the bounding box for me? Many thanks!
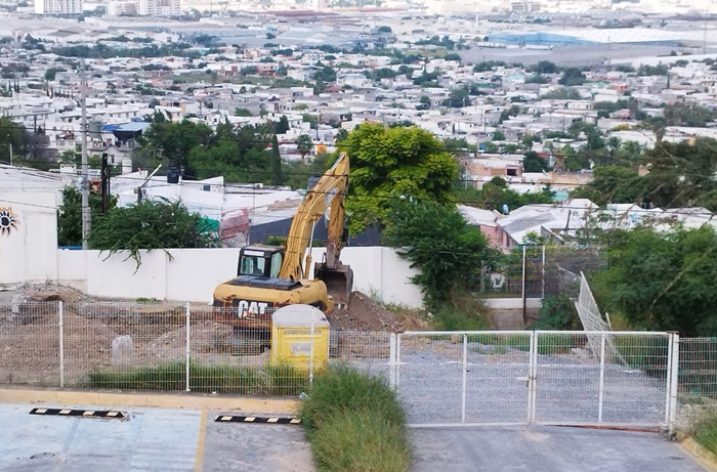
[271,304,330,371]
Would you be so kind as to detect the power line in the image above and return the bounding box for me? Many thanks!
[1,195,715,220]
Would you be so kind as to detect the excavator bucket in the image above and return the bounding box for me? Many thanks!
[315,262,354,308]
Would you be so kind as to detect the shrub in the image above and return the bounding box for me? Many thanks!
[533,294,580,330]
[301,366,404,432]
[694,413,717,456]
[301,366,411,472]
[310,410,411,472]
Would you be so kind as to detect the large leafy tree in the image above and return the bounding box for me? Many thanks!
[340,124,459,233]
[571,166,645,206]
[58,187,117,247]
[88,200,216,266]
[384,200,490,307]
[571,138,717,211]
[139,115,212,168]
[523,151,549,172]
[592,226,717,336]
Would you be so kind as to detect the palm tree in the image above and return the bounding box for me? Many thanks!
[296,134,313,163]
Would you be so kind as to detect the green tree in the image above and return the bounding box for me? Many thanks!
[570,165,644,205]
[663,103,717,127]
[234,107,252,117]
[57,186,117,247]
[492,130,506,141]
[275,115,290,134]
[335,128,349,144]
[88,199,216,267]
[542,87,582,100]
[296,134,313,163]
[340,124,459,234]
[523,151,548,172]
[455,177,554,212]
[559,68,587,86]
[314,65,337,82]
[442,87,471,108]
[0,117,25,162]
[44,67,65,81]
[140,118,212,168]
[592,226,717,336]
[384,200,489,306]
[417,95,431,110]
[525,74,548,84]
[533,294,580,330]
[529,61,559,74]
[270,134,283,185]
[473,61,507,72]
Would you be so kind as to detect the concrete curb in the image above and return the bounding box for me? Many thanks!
[677,433,717,472]
[0,387,300,415]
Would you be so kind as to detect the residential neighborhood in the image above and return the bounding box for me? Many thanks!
[2,1,717,471]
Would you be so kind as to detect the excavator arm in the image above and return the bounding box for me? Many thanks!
[279,152,351,287]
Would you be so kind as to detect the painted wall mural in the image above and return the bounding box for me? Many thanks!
[0,207,19,236]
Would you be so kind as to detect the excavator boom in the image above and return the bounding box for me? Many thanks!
[279,152,353,306]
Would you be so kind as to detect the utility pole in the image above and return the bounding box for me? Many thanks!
[80,60,90,249]
[101,153,109,215]
[8,143,12,166]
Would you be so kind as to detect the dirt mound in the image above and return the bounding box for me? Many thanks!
[0,284,95,304]
[328,291,429,333]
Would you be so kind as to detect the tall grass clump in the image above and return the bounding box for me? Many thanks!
[693,411,717,456]
[300,366,411,472]
[85,362,308,395]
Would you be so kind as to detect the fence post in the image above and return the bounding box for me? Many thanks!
[309,322,315,386]
[598,333,606,423]
[58,301,64,389]
[185,303,190,392]
[395,333,402,392]
[461,333,468,424]
[389,333,397,390]
[541,245,546,299]
[668,334,680,433]
[522,245,527,324]
[528,331,537,424]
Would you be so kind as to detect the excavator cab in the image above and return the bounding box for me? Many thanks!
[238,246,284,279]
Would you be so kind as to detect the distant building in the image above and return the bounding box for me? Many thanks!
[108,0,138,16]
[35,0,83,15]
[138,0,180,17]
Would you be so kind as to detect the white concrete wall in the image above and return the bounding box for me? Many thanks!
[0,193,59,286]
[4,217,424,306]
[57,248,241,303]
[483,298,542,310]
[52,246,424,307]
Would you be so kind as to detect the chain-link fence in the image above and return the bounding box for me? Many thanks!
[479,245,607,298]
[0,301,393,397]
[675,337,717,428]
[2,300,717,432]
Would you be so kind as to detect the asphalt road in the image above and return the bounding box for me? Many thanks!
[0,403,314,472]
[411,426,706,472]
[0,403,706,472]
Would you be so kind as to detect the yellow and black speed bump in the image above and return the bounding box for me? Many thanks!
[214,415,302,425]
[30,408,127,419]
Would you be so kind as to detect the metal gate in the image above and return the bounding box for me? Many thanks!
[395,331,677,428]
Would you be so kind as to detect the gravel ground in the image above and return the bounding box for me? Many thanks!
[347,340,667,427]
[394,345,667,426]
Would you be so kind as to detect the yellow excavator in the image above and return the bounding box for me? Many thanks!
[212,152,353,330]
